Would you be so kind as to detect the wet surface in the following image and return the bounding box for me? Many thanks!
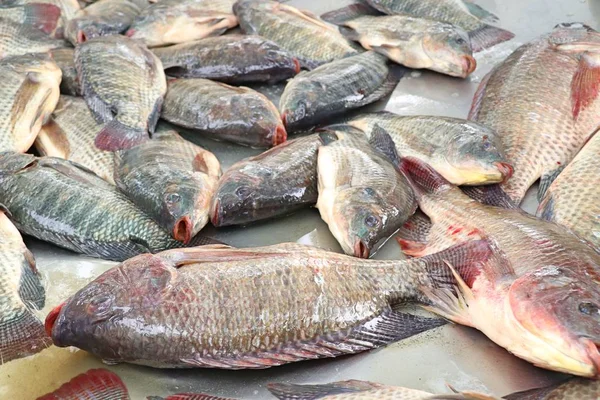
[1,0,596,398]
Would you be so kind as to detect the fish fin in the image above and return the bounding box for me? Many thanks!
[369,123,400,166]
[571,52,600,120]
[461,185,518,209]
[468,67,495,120]
[36,118,71,158]
[317,130,340,145]
[0,203,12,218]
[130,236,152,254]
[338,25,361,42]
[158,246,293,268]
[148,98,163,135]
[275,2,337,32]
[352,69,400,107]
[23,3,61,34]
[468,25,514,52]
[79,78,114,124]
[320,3,381,25]
[37,369,129,400]
[398,157,452,198]
[0,304,50,364]
[37,157,109,186]
[537,192,555,221]
[9,72,46,144]
[396,210,431,244]
[462,1,499,23]
[95,119,149,151]
[19,251,45,310]
[396,238,428,257]
[537,166,565,201]
[156,394,234,400]
[187,235,227,247]
[268,380,383,399]
[0,152,37,174]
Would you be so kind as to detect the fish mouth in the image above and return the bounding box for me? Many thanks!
[354,240,370,258]
[292,58,301,74]
[583,339,600,377]
[273,124,287,146]
[463,55,477,76]
[210,200,220,227]
[494,162,514,182]
[45,302,65,339]
[77,30,87,43]
[125,29,135,37]
[173,216,192,244]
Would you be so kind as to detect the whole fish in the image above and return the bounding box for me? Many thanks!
[161,78,285,148]
[210,134,323,227]
[0,210,50,364]
[46,240,495,368]
[125,0,237,47]
[279,51,398,131]
[35,96,115,184]
[0,54,62,153]
[115,127,221,244]
[382,148,600,376]
[345,112,512,186]
[0,17,64,58]
[0,152,189,261]
[364,0,514,52]
[49,47,79,95]
[65,0,140,45]
[469,24,600,205]
[153,35,300,83]
[0,3,61,34]
[75,35,167,151]
[233,0,358,69]
[317,127,416,258]
[36,369,130,400]
[504,378,600,400]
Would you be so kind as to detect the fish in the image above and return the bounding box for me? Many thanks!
[322,10,476,78]
[36,368,130,400]
[49,47,79,95]
[380,148,600,376]
[317,127,416,258]
[3,0,82,23]
[0,3,61,34]
[210,134,322,227]
[233,0,358,69]
[537,133,600,247]
[149,395,234,400]
[279,51,399,131]
[0,152,193,262]
[75,35,167,151]
[161,78,285,148]
[504,378,600,400]
[125,0,237,48]
[0,54,62,153]
[0,17,64,58]
[35,96,115,184]
[0,209,50,364]
[344,111,512,186]
[362,0,514,52]
[45,240,496,368]
[469,23,600,205]
[65,0,141,45]
[115,127,221,244]
[152,35,300,83]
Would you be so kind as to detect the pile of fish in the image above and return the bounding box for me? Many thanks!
[2,0,600,397]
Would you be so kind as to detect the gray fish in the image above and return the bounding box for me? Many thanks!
[153,35,300,83]
[0,17,64,59]
[49,47,79,95]
[75,35,167,151]
[317,127,416,258]
[233,0,358,69]
[504,378,600,400]
[279,51,398,131]
[46,240,495,368]
[161,78,286,148]
[65,0,141,45]
[0,210,50,364]
[35,96,115,184]
[210,134,323,227]
[115,127,221,244]
[0,3,61,34]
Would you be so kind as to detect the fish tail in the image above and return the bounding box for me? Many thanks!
[37,368,129,399]
[468,24,515,52]
[320,3,381,25]
[338,26,361,42]
[95,119,149,151]
[23,3,61,35]
[0,304,50,364]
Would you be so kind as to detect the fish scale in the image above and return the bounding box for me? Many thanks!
[0,17,63,58]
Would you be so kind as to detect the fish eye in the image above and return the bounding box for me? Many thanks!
[483,141,491,150]
[235,186,251,199]
[165,193,181,204]
[363,187,376,197]
[365,214,379,228]
[579,302,600,316]
[87,295,112,315]
[455,37,466,45]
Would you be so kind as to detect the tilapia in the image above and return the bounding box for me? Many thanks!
[364,0,514,51]
[505,378,600,400]
[35,96,115,184]
[3,0,82,22]
[326,12,475,77]
[279,51,398,131]
[0,3,61,34]
[233,0,358,69]
[382,149,600,376]
[125,0,237,47]
[37,369,130,400]
[0,17,64,58]
[345,112,512,185]
[317,127,416,258]
[115,127,221,244]
[0,152,189,261]
[210,134,322,227]
[65,0,140,45]
[469,24,600,205]
[161,78,285,148]
[46,241,496,368]
[153,35,300,83]
[49,47,79,95]
[0,209,50,364]
[0,54,62,153]
[75,35,167,151]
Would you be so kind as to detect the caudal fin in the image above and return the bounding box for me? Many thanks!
[95,120,149,151]
[320,3,381,25]
[37,368,129,400]
[0,306,51,364]
[469,25,515,52]
[23,3,61,35]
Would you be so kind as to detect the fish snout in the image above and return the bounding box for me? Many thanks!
[45,302,66,341]
[173,216,192,244]
[210,198,221,227]
[584,339,600,377]
[354,240,370,259]
[125,29,136,37]
[495,162,514,182]
[463,55,477,76]
[273,124,287,146]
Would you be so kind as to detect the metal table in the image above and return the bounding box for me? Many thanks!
[2,0,597,397]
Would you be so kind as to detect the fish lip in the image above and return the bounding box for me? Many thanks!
[173,216,192,244]
[210,199,221,227]
[583,338,600,377]
[463,55,477,76]
[495,162,514,182]
[125,29,135,37]
[353,240,370,259]
[273,124,287,146]
[292,58,301,74]
[45,301,66,340]
[77,30,87,43]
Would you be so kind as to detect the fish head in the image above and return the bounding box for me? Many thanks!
[260,41,301,75]
[125,12,167,46]
[441,125,512,185]
[549,23,600,51]
[422,25,476,78]
[233,93,287,146]
[65,18,104,44]
[280,80,324,130]
[508,265,600,377]
[161,182,205,244]
[210,168,265,226]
